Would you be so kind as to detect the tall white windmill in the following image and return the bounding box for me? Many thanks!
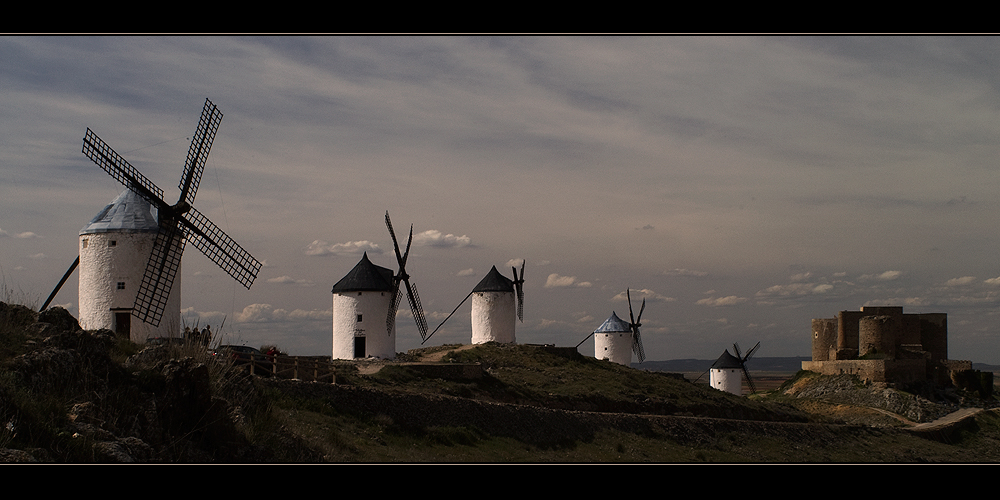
[577,289,646,366]
[77,189,180,341]
[709,341,759,395]
[331,212,429,360]
[41,99,261,342]
[426,261,524,345]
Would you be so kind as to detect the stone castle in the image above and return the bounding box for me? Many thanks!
[802,306,971,385]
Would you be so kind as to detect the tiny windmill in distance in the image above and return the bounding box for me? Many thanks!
[385,211,429,343]
[709,341,760,395]
[46,98,261,338]
[425,260,524,346]
[579,288,646,366]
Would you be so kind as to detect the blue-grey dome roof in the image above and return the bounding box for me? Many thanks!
[594,311,631,333]
[80,189,159,235]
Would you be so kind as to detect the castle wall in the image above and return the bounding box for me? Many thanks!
[920,313,948,360]
[811,318,837,361]
[859,315,898,359]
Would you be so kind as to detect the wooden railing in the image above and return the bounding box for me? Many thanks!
[245,355,336,384]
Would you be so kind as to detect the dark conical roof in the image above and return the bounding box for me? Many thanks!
[711,349,744,369]
[594,311,631,333]
[331,252,395,293]
[473,265,513,293]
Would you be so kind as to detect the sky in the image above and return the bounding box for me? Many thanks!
[4,35,1000,363]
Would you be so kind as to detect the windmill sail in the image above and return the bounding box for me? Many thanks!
[385,211,429,341]
[627,289,646,363]
[80,98,261,327]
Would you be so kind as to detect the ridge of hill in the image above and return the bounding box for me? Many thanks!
[4,302,1000,463]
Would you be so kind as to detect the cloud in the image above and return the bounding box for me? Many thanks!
[457,268,475,277]
[664,268,709,277]
[860,270,903,281]
[544,273,590,288]
[612,289,675,302]
[234,303,331,323]
[266,275,315,287]
[27,253,45,260]
[945,276,976,287]
[505,258,525,269]
[697,295,748,307]
[985,276,1000,286]
[412,230,472,248]
[305,240,381,257]
[0,228,40,239]
[756,282,834,297]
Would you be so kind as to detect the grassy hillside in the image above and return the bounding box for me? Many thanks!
[4,301,1000,463]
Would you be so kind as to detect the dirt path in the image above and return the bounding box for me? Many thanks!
[354,344,477,375]
[415,344,477,362]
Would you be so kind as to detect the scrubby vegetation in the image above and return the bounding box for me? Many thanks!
[3,300,1000,463]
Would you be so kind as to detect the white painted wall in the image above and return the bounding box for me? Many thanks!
[710,368,743,395]
[595,331,633,366]
[78,231,181,343]
[471,291,515,344]
[332,291,395,359]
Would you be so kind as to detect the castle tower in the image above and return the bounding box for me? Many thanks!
[471,266,516,344]
[593,311,633,366]
[78,189,181,342]
[331,252,396,360]
[709,349,744,395]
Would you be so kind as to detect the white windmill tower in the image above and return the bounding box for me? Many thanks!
[426,261,524,345]
[331,252,397,359]
[77,189,180,341]
[331,212,429,360]
[709,341,759,395]
[40,99,262,343]
[577,289,646,366]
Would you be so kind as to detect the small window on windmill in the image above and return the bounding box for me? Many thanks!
[109,240,117,247]
[117,282,125,290]
[357,314,363,322]
[82,239,89,249]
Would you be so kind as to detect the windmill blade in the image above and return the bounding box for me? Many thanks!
[386,283,402,336]
[512,261,525,322]
[425,289,474,344]
[404,278,429,341]
[40,256,80,312]
[177,98,223,208]
[575,332,595,349]
[133,219,186,326]
[742,365,757,394]
[385,211,407,266]
[632,328,646,363]
[733,342,742,360]
[179,206,261,289]
[743,341,761,362]
[83,128,166,207]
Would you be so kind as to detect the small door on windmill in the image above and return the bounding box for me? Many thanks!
[114,311,131,338]
[354,336,366,358]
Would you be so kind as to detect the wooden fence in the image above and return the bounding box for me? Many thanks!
[244,355,336,384]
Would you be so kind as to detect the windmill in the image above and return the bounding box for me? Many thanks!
[425,260,524,345]
[384,211,429,342]
[577,288,646,365]
[44,98,261,339]
[709,341,760,395]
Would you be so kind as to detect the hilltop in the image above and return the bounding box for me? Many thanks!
[2,301,1000,463]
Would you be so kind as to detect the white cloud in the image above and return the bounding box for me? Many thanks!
[545,273,587,288]
[697,295,748,307]
[266,275,315,287]
[665,268,709,277]
[860,270,903,281]
[234,303,331,323]
[457,268,475,276]
[985,276,1000,286]
[945,276,976,286]
[305,240,381,257]
[412,230,472,248]
[612,289,674,302]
